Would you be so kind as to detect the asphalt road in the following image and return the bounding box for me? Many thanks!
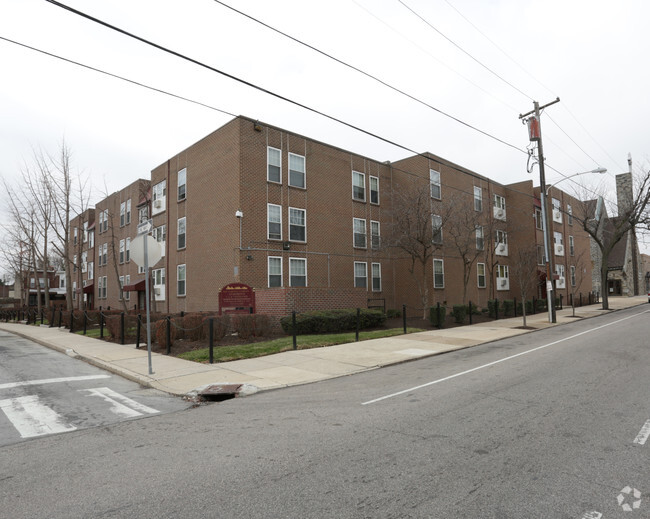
[1,305,649,518]
[0,330,190,448]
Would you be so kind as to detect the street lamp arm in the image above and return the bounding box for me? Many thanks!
[546,167,607,195]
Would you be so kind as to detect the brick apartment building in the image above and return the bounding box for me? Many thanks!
[71,115,598,316]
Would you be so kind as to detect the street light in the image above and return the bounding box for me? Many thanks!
[545,167,607,195]
[540,166,606,323]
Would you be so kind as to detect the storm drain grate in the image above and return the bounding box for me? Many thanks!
[198,384,243,402]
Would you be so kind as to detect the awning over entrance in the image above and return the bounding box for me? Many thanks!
[123,279,146,292]
[82,283,94,294]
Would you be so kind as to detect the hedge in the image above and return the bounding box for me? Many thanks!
[280,308,386,335]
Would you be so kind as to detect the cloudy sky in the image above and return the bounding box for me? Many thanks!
[1,0,649,248]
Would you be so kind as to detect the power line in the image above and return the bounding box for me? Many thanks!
[398,0,533,102]
[0,36,236,118]
[44,0,528,158]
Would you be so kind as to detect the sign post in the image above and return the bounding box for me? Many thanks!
[131,220,162,375]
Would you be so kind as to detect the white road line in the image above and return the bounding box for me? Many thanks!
[0,395,76,438]
[633,419,650,445]
[0,374,111,390]
[79,387,159,418]
[362,309,649,405]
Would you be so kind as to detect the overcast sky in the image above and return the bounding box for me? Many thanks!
[2,0,650,251]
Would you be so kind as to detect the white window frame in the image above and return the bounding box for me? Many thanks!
[432,215,443,245]
[474,186,482,212]
[88,262,94,280]
[103,210,108,232]
[289,257,307,287]
[371,220,381,250]
[178,168,187,201]
[267,204,282,241]
[371,262,382,292]
[119,276,124,301]
[268,256,283,287]
[152,180,166,214]
[289,207,306,243]
[369,176,379,205]
[120,202,126,227]
[126,237,131,262]
[288,153,305,189]
[138,206,148,224]
[177,264,186,297]
[102,243,107,266]
[477,262,486,288]
[567,204,573,225]
[119,239,125,264]
[352,171,366,202]
[569,235,575,256]
[430,169,441,199]
[267,146,282,183]
[535,208,543,230]
[353,218,367,249]
[126,199,131,224]
[552,197,562,223]
[476,226,484,250]
[177,217,186,250]
[124,275,130,301]
[497,265,509,291]
[433,258,444,289]
[570,265,576,287]
[354,261,367,289]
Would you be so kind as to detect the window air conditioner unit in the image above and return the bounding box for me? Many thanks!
[154,287,161,295]
[557,245,564,254]
[500,279,507,287]
[498,244,506,252]
[283,242,291,250]
[154,200,162,209]
[497,209,504,218]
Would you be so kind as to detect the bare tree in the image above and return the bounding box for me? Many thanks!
[573,168,650,310]
[387,184,453,318]
[511,244,540,328]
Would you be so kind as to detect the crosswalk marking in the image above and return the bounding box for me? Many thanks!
[0,395,77,438]
[0,374,111,390]
[79,387,160,418]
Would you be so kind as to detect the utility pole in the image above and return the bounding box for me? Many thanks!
[520,97,560,323]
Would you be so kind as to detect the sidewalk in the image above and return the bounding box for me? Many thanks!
[1,296,647,397]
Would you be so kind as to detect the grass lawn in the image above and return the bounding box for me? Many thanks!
[178,327,424,363]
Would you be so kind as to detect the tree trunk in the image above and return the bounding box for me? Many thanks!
[600,263,609,310]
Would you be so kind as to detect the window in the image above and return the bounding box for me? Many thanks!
[120,202,126,227]
[493,194,506,220]
[178,168,187,201]
[476,226,484,250]
[153,180,166,213]
[81,252,87,272]
[289,207,306,242]
[101,276,107,299]
[73,227,78,245]
[268,257,282,287]
[289,153,305,188]
[267,147,281,183]
[570,266,576,287]
[83,222,88,243]
[125,275,130,301]
[433,259,444,288]
[88,262,94,280]
[474,186,482,211]
[139,206,148,223]
[119,239,125,264]
[177,217,186,249]
[89,230,94,249]
[494,194,506,210]
[496,229,507,245]
[59,277,65,289]
[268,204,282,240]
[371,221,381,250]
[354,262,367,288]
[102,243,108,266]
[153,268,165,286]
[569,235,575,256]
[126,238,131,262]
[430,169,441,199]
[554,231,564,256]
[103,210,108,232]
[552,197,562,223]
[371,263,381,292]
[432,215,443,244]
[126,199,131,224]
[556,264,565,281]
[289,258,307,287]
[98,211,104,233]
[73,255,77,273]
[177,264,186,296]
[497,265,509,290]
[370,176,379,204]
[535,208,543,230]
[537,245,546,265]
[119,276,124,300]
[154,225,166,243]
[352,171,365,201]
[72,281,76,301]
[477,263,486,288]
[353,218,367,248]
[567,204,573,225]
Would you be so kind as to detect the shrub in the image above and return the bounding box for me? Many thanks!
[181,313,206,341]
[231,314,272,340]
[536,298,547,312]
[487,299,498,318]
[154,318,176,349]
[386,308,402,319]
[429,305,447,327]
[203,314,230,341]
[451,304,467,324]
[280,308,386,335]
[502,299,514,317]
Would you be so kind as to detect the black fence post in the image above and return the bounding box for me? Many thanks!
[560,294,563,310]
[166,316,171,355]
[469,301,473,325]
[40,309,44,325]
[120,312,125,345]
[292,311,297,350]
[402,304,407,334]
[209,318,214,364]
[495,298,499,320]
[514,297,517,317]
[58,308,63,328]
[180,311,184,318]
[83,312,88,335]
[69,312,74,333]
[100,312,104,339]
[355,308,360,342]
[436,302,442,329]
[136,315,142,349]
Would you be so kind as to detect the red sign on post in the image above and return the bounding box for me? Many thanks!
[219,283,255,315]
